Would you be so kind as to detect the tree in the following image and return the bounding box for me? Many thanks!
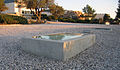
[0,0,8,13]
[116,0,120,20]
[23,0,54,22]
[49,4,64,20]
[103,14,111,22]
[82,4,96,20]
[83,4,95,14]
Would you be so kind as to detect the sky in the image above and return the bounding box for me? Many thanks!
[55,0,118,19]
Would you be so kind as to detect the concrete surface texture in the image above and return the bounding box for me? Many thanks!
[21,34,95,61]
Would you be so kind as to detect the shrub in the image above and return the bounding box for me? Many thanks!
[32,15,37,19]
[91,19,100,24]
[0,14,28,24]
[58,18,76,23]
[11,15,28,24]
[47,16,52,21]
[69,18,76,23]
[41,14,48,20]
[58,17,64,22]
[0,14,18,24]
[31,14,55,21]
[47,15,55,21]
[0,15,4,23]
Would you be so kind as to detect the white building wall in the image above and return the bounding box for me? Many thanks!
[14,3,19,13]
[95,14,105,20]
[21,7,32,11]
[2,2,15,14]
[2,2,52,18]
[42,12,52,16]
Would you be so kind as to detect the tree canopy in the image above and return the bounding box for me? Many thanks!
[116,0,120,20]
[23,0,54,22]
[82,4,96,20]
[49,4,64,20]
[82,4,95,15]
[103,14,111,22]
[0,0,8,13]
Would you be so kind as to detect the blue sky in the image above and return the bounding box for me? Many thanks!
[55,0,118,18]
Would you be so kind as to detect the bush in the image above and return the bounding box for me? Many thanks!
[58,17,64,22]
[58,17,96,23]
[58,18,76,23]
[32,14,55,21]
[31,15,37,20]
[75,19,90,23]
[91,19,100,24]
[0,14,28,24]
[0,15,4,23]
[47,15,55,21]
[11,15,28,24]
[0,14,18,24]
[41,14,48,20]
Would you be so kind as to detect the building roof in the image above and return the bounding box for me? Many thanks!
[4,0,15,3]
[95,14,105,19]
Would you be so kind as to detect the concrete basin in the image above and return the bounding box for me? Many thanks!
[21,33,96,61]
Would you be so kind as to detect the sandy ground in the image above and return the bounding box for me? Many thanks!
[0,23,120,70]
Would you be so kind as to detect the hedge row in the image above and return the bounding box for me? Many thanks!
[0,14,28,24]
[58,18,100,23]
[32,14,55,21]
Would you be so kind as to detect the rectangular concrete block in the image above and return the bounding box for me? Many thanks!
[21,34,96,61]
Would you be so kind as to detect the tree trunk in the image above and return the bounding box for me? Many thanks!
[36,8,44,23]
[37,16,41,23]
[36,11,42,23]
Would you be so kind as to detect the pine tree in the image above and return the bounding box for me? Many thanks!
[82,4,96,20]
[116,0,120,19]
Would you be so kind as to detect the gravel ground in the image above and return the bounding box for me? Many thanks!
[0,24,120,70]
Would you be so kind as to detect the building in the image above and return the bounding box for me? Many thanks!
[3,0,54,19]
[74,11,82,17]
[95,14,106,20]
[63,10,77,18]
[63,10,83,19]
[63,10,94,20]
[80,13,94,20]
